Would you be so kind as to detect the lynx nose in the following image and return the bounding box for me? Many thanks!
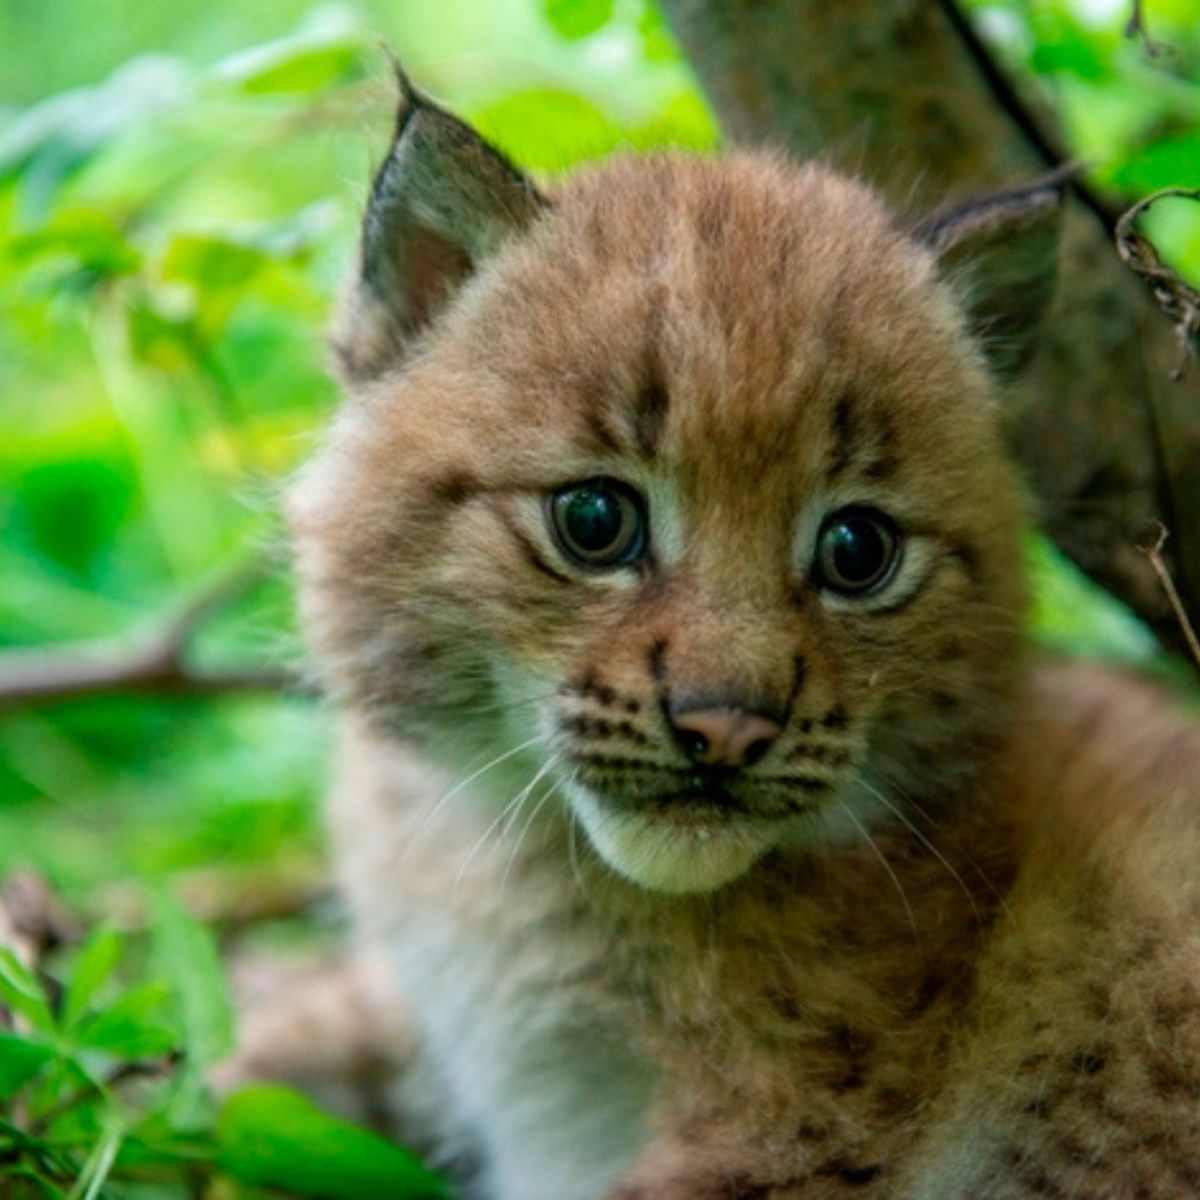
[670,706,783,769]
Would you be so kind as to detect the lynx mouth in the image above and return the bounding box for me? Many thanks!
[570,760,825,821]
[564,779,799,894]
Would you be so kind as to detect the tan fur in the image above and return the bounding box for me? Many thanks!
[286,145,1200,1197]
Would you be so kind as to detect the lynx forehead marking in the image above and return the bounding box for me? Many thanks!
[426,468,483,507]
[581,406,627,458]
[632,374,670,460]
[825,389,900,485]
[827,393,859,481]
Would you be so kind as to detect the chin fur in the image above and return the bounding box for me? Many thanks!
[567,784,777,894]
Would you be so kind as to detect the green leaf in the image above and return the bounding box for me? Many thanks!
[1029,535,1157,663]
[149,886,233,1068]
[158,223,320,343]
[63,926,123,1029]
[110,1118,214,1171]
[67,1116,123,1200]
[72,982,177,1058]
[160,234,267,341]
[632,91,719,153]
[0,1166,68,1200]
[161,232,270,290]
[542,0,614,39]
[1110,133,1200,195]
[471,89,624,171]
[7,211,141,285]
[124,294,197,373]
[218,1085,448,1199]
[1029,36,1112,80]
[637,0,679,62]
[0,55,190,218]
[210,14,364,95]
[0,946,55,1034]
[20,1055,96,1135]
[0,1031,54,1097]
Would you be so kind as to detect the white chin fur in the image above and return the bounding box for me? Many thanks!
[569,787,772,894]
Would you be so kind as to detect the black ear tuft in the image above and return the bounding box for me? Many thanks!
[331,64,548,384]
[914,166,1076,379]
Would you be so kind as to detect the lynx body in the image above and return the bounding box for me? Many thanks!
[285,80,1200,1198]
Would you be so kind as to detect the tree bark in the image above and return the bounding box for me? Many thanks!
[659,0,1200,659]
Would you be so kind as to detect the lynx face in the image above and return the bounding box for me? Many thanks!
[292,80,1056,893]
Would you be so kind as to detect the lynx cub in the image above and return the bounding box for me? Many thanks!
[287,74,1200,1198]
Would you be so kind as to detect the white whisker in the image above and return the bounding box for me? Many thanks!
[400,731,550,866]
[499,762,562,896]
[857,775,983,926]
[896,788,1017,929]
[455,753,558,888]
[564,778,598,905]
[837,798,922,956]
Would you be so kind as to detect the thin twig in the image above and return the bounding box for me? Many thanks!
[29,1054,181,1138]
[0,563,309,712]
[935,0,1122,235]
[1138,523,1200,671]
[1125,0,1167,57]
[1116,188,1200,380]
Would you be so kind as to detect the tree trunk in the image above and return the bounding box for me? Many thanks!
[659,0,1200,659]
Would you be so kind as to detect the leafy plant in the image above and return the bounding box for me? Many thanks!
[0,892,444,1198]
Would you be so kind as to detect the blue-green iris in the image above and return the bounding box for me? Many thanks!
[550,480,646,567]
[817,509,900,594]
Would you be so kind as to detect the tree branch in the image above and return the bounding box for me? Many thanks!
[0,565,309,712]
[1117,187,1200,378]
[1139,524,1200,671]
[933,0,1120,234]
[1125,0,1167,57]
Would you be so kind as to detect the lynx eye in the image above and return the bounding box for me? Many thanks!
[816,508,901,595]
[550,479,647,568]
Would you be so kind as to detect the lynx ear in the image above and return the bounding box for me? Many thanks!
[332,67,548,383]
[914,168,1075,379]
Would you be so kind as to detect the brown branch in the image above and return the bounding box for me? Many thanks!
[1116,188,1200,380]
[0,564,310,712]
[29,1053,182,1138]
[1139,524,1200,670]
[98,866,330,945]
[934,0,1121,235]
[1125,0,1167,57]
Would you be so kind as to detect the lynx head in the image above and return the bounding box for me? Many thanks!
[291,74,1064,894]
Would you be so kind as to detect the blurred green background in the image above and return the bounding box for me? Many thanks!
[0,0,1197,1194]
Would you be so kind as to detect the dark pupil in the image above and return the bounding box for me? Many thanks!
[828,518,886,583]
[564,489,624,553]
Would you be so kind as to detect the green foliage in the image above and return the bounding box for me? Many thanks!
[966,0,1200,280]
[542,0,616,40]
[0,896,427,1197]
[0,905,205,1194]
[1028,535,1158,663]
[0,0,1197,1195]
[0,0,715,894]
[0,2,716,1193]
[217,1086,448,1198]
[148,889,233,1072]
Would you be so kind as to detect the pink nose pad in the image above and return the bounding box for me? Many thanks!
[671,708,783,768]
